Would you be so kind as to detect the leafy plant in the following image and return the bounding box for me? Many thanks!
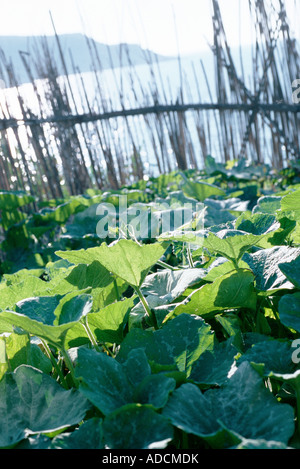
[0,161,299,449]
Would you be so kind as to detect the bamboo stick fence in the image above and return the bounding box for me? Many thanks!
[0,0,299,200]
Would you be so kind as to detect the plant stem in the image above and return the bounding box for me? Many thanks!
[81,317,100,351]
[61,348,79,388]
[41,339,69,389]
[113,278,120,300]
[135,286,159,330]
[156,260,180,271]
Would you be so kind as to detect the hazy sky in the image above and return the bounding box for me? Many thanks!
[0,0,299,56]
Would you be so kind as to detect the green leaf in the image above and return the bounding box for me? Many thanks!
[76,348,133,415]
[141,268,207,306]
[0,191,34,211]
[65,261,113,289]
[236,339,297,376]
[75,347,175,414]
[244,246,300,293]
[281,189,300,221]
[235,211,294,248]
[51,418,104,449]
[189,339,238,387]
[55,246,106,265]
[279,256,300,289]
[15,295,62,325]
[122,348,151,387]
[79,297,136,345]
[0,365,90,448]
[0,292,92,349]
[203,230,264,265]
[163,362,295,448]
[117,313,214,376]
[0,276,56,310]
[203,258,249,282]
[236,212,278,235]
[252,196,282,214]
[57,240,167,288]
[33,199,86,225]
[172,269,256,320]
[65,296,136,348]
[182,179,225,202]
[133,374,176,409]
[278,293,300,332]
[3,332,52,375]
[53,291,93,325]
[102,404,173,449]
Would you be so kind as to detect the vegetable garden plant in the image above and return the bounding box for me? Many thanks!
[0,157,300,449]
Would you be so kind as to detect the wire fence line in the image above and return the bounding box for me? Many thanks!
[1,102,300,130]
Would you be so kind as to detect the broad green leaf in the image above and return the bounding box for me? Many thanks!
[0,365,90,448]
[141,268,208,306]
[203,258,249,282]
[236,339,297,376]
[278,293,300,332]
[189,339,238,387]
[0,191,34,211]
[122,348,151,387]
[157,229,207,246]
[55,246,106,265]
[163,362,295,448]
[281,189,300,221]
[0,276,56,310]
[203,230,264,264]
[65,261,113,289]
[15,295,62,325]
[235,211,294,248]
[182,179,225,202]
[51,418,104,449]
[235,212,277,235]
[171,269,256,320]
[75,348,175,414]
[66,297,136,347]
[33,199,86,224]
[88,297,135,343]
[252,196,282,214]
[102,404,173,449]
[53,291,93,325]
[0,310,80,350]
[76,348,133,415]
[133,374,176,409]
[0,292,92,349]
[204,198,247,227]
[2,332,52,375]
[279,256,300,289]
[95,240,167,287]
[57,240,166,288]
[244,246,300,293]
[117,313,214,376]
[1,208,28,230]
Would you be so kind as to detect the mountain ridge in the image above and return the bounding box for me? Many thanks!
[0,33,173,85]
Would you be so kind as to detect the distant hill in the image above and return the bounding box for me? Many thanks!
[0,34,173,85]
